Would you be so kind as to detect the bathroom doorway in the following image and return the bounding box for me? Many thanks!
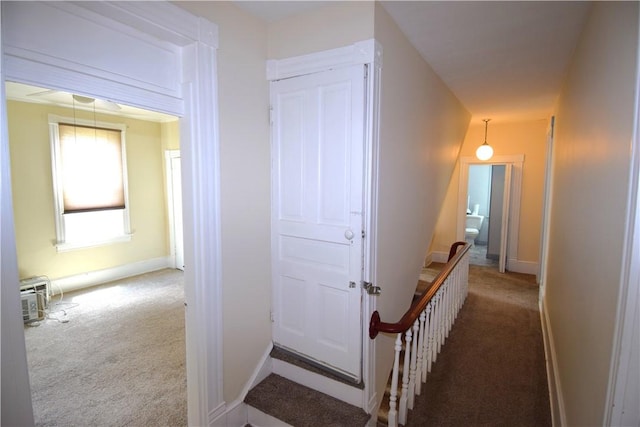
[457,155,524,273]
[466,165,502,268]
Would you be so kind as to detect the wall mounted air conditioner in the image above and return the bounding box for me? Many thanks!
[21,291,40,322]
[20,276,50,323]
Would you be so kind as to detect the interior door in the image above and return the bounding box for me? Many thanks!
[499,164,513,273]
[271,65,365,380]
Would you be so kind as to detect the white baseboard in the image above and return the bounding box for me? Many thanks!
[540,298,566,426]
[210,402,247,427]
[507,258,539,275]
[247,406,293,427]
[423,252,433,267]
[211,343,274,427]
[430,251,539,275]
[429,251,449,264]
[50,256,171,295]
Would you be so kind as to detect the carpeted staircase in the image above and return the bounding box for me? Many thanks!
[375,278,433,426]
[244,348,370,426]
[246,374,370,426]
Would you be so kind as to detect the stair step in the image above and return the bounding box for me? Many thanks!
[271,346,364,389]
[246,374,370,427]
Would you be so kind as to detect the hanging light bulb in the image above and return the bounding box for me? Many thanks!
[476,118,494,161]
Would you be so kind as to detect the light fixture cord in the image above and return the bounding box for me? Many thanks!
[483,119,489,144]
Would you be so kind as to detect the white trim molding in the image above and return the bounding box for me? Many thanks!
[50,257,171,295]
[605,18,640,423]
[540,298,567,426]
[1,2,223,425]
[266,39,382,81]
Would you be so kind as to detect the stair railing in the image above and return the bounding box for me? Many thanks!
[369,241,470,427]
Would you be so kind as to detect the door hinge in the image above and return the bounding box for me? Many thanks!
[269,106,274,124]
[363,281,381,295]
[270,310,274,322]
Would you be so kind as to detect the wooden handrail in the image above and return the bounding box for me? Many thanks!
[369,241,470,339]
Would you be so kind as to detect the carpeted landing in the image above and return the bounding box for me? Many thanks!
[404,264,551,426]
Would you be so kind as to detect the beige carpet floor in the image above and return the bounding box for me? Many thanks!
[23,269,187,427]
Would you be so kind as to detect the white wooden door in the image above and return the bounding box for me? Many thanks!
[499,164,513,273]
[271,65,365,380]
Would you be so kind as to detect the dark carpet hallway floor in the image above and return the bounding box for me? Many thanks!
[406,264,551,427]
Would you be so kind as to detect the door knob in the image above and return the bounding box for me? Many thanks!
[344,229,354,240]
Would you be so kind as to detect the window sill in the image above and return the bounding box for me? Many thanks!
[55,234,132,253]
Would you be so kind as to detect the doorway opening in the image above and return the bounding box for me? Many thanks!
[457,155,524,273]
[466,164,505,268]
[6,81,187,425]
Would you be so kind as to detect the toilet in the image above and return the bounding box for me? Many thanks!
[465,214,484,245]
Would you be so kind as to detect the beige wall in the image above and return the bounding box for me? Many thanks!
[545,2,638,425]
[178,0,470,408]
[7,100,170,280]
[267,1,374,59]
[431,119,548,264]
[373,2,470,403]
[173,1,272,403]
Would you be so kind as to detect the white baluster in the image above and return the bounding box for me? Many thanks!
[444,277,451,338]
[423,304,432,379]
[431,293,441,363]
[388,333,402,427]
[408,318,419,409]
[399,329,412,425]
[416,309,426,393]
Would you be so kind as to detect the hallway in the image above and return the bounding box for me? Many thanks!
[410,263,550,426]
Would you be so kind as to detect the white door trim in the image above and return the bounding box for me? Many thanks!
[605,14,640,423]
[458,155,524,270]
[1,2,223,425]
[165,150,183,270]
[498,164,513,273]
[266,39,382,413]
[538,118,556,288]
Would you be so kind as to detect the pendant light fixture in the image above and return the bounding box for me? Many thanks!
[476,118,494,161]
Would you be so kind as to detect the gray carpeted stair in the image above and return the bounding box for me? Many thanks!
[245,374,370,426]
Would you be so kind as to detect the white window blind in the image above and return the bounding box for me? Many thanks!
[58,123,125,213]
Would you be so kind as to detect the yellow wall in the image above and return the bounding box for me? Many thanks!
[545,2,638,425]
[431,119,548,264]
[161,121,180,151]
[7,100,172,281]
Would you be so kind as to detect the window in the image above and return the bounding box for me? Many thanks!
[49,115,131,251]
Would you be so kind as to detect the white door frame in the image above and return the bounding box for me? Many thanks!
[457,155,524,271]
[538,117,556,289]
[165,150,184,270]
[1,2,223,425]
[605,23,640,423]
[266,39,382,414]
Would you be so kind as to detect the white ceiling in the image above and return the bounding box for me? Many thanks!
[236,0,592,123]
